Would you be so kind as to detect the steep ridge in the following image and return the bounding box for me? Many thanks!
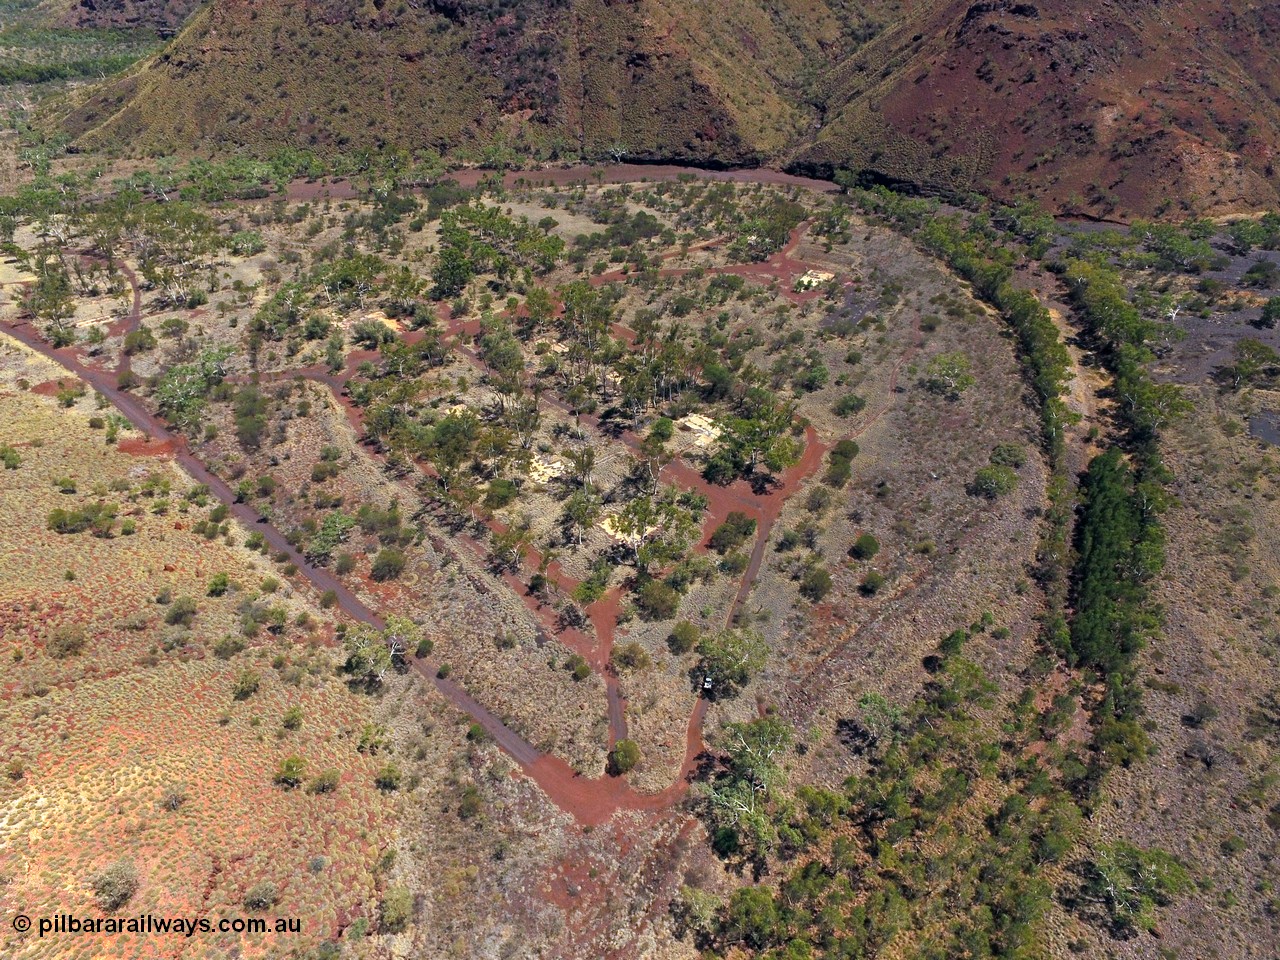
[51,0,1280,216]
[60,0,827,165]
[800,0,1280,215]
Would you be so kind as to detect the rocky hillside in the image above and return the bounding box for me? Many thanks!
[801,0,1280,218]
[55,0,205,32]
[60,0,847,166]
[53,0,1280,217]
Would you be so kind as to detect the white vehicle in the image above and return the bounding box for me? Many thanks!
[702,674,713,693]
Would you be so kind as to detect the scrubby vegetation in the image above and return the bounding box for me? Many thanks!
[2,125,1261,958]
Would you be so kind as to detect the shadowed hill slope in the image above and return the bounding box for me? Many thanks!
[53,0,206,31]
[60,0,849,165]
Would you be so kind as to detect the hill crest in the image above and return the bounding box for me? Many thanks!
[54,0,1280,217]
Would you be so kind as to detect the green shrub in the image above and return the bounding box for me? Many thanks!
[833,393,867,417]
[635,579,680,620]
[1254,296,1280,329]
[212,635,244,659]
[243,882,279,911]
[799,566,833,602]
[824,439,859,487]
[122,326,157,355]
[484,478,519,508]
[274,755,306,788]
[91,860,139,911]
[381,885,414,933]
[164,596,198,626]
[375,763,403,791]
[709,511,757,554]
[940,629,968,657]
[850,533,880,560]
[457,785,483,819]
[565,654,591,681]
[969,464,1018,499]
[609,739,641,775]
[48,625,87,658]
[370,548,407,581]
[611,641,651,671]
[777,528,803,552]
[311,460,340,483]
[307,768,341,794]
[232,669,261,700]
[823,458,852,487]
[795,363,829,393]
[47,502,117,536]
[669,621,699,654]
[859,571,886,596]
[990,443,1027,468]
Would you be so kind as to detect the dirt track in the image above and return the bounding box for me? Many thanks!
[280,162,840,204]
[0,307,801,823]
[0,166,907,827]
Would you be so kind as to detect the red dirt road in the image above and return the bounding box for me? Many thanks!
[0,318,722,826]
[1,165,888,828]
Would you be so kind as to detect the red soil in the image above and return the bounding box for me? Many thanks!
[117,436,174,456]
[28,379,64,396]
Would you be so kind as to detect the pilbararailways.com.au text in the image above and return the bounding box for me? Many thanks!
[21,914,302,938]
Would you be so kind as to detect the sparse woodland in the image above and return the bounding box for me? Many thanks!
[0,88,1277,960]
